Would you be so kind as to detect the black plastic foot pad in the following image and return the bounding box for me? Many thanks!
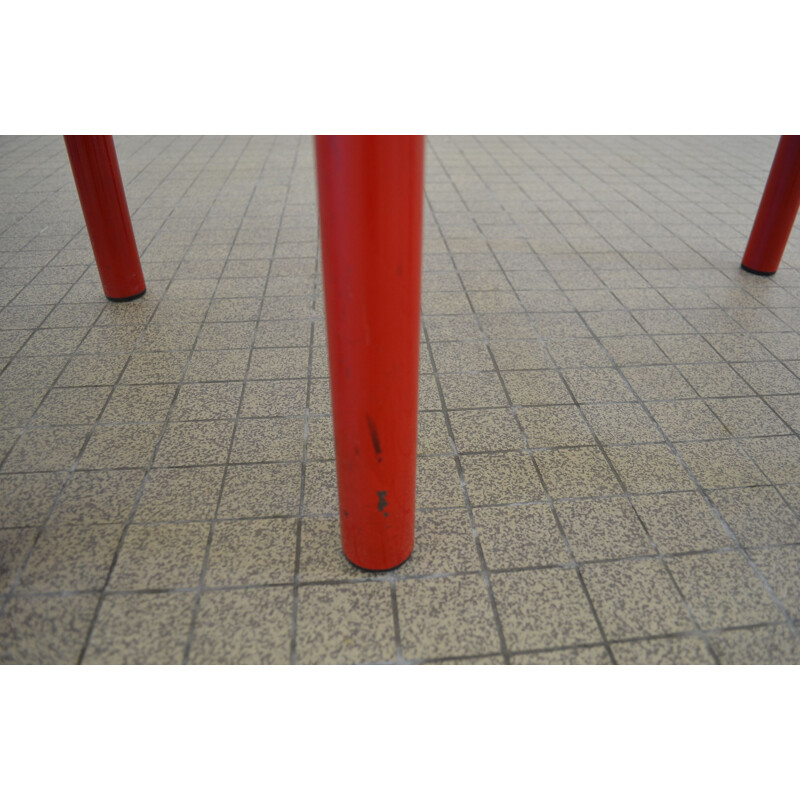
[105,289,147,302]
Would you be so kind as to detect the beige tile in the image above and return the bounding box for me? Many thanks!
[297,516,365,582]
[0,528,37,591]
[307,416,334,460]
[0,594,98,664]
[600,335,669,366]
[740,436,800,484]
[32,386,111,426]
[0,471,66,527]
[675,440,767,489]
[492,567,601,651]
[19,524,123,591]
[134,466,223,522]
[766,395,800,434]
[612,637,715,664]
[473,503,570,570]
[296,582,396,664]
[652,334,721,363]
[555,496,654,560]
[188,587,294,664]
[248,347,309,380]
[0,388,48,427]
[302,460,338,515]
[749,547,800,622]
[562,368,636,403]
[709,487,800,547]
[709,625,800,665]
[431,340,494,372]
[632,492,732,554]
[241,379,307,416]
[582,403,663,445]
[171,382,242,420]
[546,338,612,368]
[582,558,695,639]
[100,383,177,423]
[205,517,296,586]
[503,370,572,406]
[2,426,90,472]
[397,574,500,661]
[646,399,728,441]
[56,353,129,387]
[622,365,697,401]
[218,463,302,518]
[678,363,753,397]
[417,411,452,455]
[517,405,594,448]
[439,371,507,409]
[706,396,791,438]
[185,349,250,382]
[449,408,524,452]
[109,522,210,590]
[416,457,464,508]
[510,646,612,665]
[606,444,695,493]
[535,447,622,498]
[461,451,545,505]
[489,339,552,371]
[667,550,783,629]
[83,592,195,665]
[396,508,480,576]
[120,350,189,384]
[229,416,305,463]
[79,424,162,469]
[733,361,800,395]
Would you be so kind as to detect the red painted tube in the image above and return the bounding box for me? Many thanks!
[315,135,424,570]
[742,135,800,276]
[64,135,146,300]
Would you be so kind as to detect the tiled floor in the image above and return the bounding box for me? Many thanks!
[1,135,799,665]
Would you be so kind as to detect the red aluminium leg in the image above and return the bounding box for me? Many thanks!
[64,135,146,301]
[741,135,800,276]
[315,135,424,571]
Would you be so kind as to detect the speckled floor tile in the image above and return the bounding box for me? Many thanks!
[706,396,792,438]
[83,592,195,665]
[185,349,250,382]
[0,594,98,664]
[0,388,48,427]
[604,444,693,493]
[678,363,754,398]
[133,466,223,522]
[0,471,67,527]
[248,347,309,380]
[562,368,636,403]
[395,508,480,576]
[733,361,800,395]
[438,371,507,409]
[766,395,800,434]
[517,405,594,449]
[675,440,768,489]
[709,487,800,547]
[582,402,664,445]
[297,516,366,582]
[632,492,732,554]
[229,416,305,463]
[171,382,242,420]
[78,424,162,470]
[488,339,552,371]
[204,517,296,586]
[498,370,573,406]
[581,558,695,639]
[492,567,601,652]
[554,496,654,561]
[56,353,129,387]
[2,425,90,472]
[535,447,621,498]
[473,503,570,570]
[218,463,302,518]
[302,460,338,514]
[431,340,494,372]
[417,411,452,455]
[427,653,506,665]
[611,636,715,664]
[31,386,111,426]
[0,528,37,591]
[622,365,697,401]
[449,408,524,452]
[187,587,294,664]
[119,350,189,384]
[667,550,783,630]
[510,646,612,665]
[739,436,800,484]
[296,582,395,664]
[415,457,464,508]
[461,451,545,506]
[749,547,800,623]
[396,574,500,661]
[100,383,177,423]
[652,334,722,364]
[708,625,800,664]
[600,335,669,366]
[241,379,307,417]
[645,399,729,441]
[19,524,123,591]
[546,338,612,369]
[109,522,210,590]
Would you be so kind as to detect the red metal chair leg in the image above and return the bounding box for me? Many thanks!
[315,135,424,571]
[741,135,800,276]
[64,135,146,301]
